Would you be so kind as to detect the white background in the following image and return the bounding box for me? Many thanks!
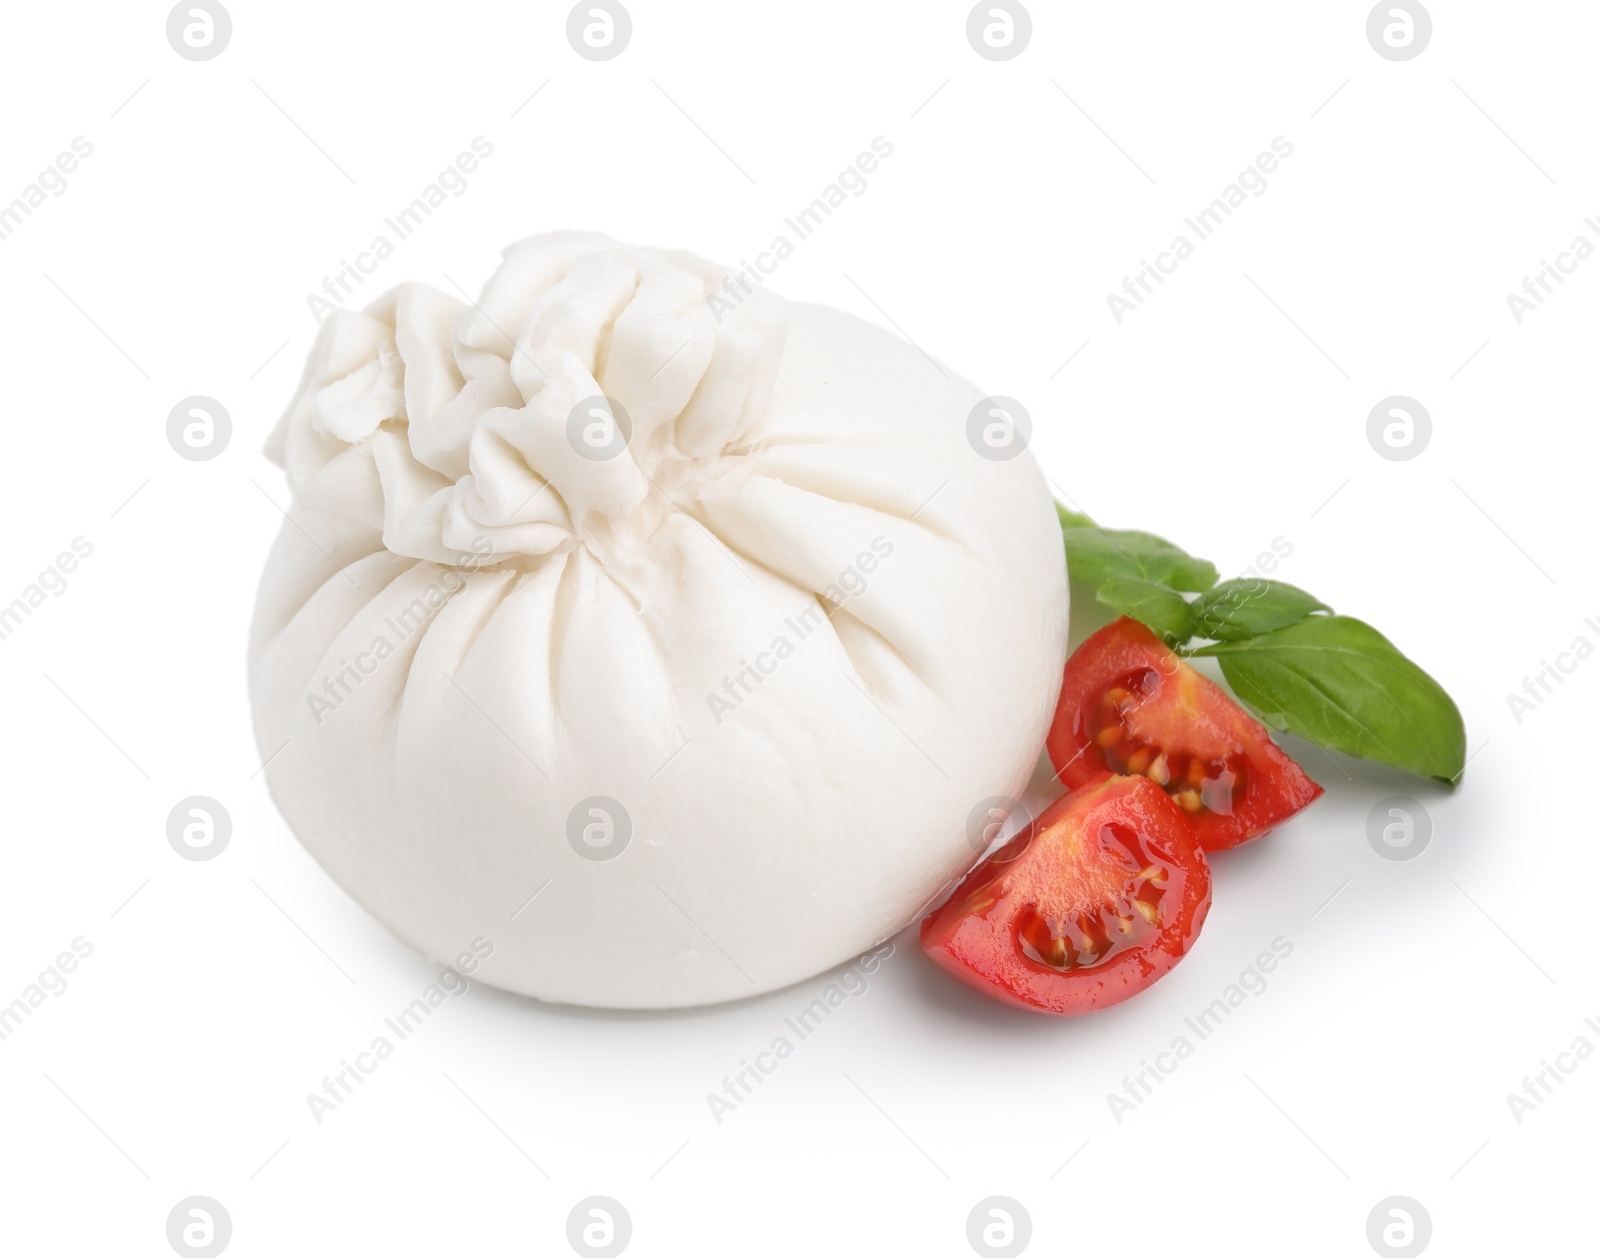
[0,2,1593,1255]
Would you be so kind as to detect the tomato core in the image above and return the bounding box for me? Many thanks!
[1049,619,1323,851]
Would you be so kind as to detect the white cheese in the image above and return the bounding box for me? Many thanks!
[250,232,1067,1008]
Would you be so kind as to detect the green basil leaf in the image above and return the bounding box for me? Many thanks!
[1196,616,1466,781]
[1191,579,1330,640]
[1056,503,1096,531]
[1096,578,1195,644]
[1061,525,1219,594]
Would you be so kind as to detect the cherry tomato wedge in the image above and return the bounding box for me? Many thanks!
[1047,617,1323,851]
[920,775,1210,1015]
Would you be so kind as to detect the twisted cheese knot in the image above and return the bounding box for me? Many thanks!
[269,232,788,564]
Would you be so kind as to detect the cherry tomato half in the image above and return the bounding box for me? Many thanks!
[920,775,1210,1015]
[1047,618,1323,851]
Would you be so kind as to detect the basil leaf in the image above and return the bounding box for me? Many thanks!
[1056,503,1096,531]
[1191,579,1330,640]
[1096,578,1195,644]
[1196,616,1466,781]
[1061,525,1219,593]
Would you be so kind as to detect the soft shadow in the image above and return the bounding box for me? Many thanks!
[457,941,893,1025]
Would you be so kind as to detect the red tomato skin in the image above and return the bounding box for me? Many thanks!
[1047,618,1323,851]
[919,775,1211,1016]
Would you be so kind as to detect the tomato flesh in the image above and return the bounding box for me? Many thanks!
[920,775,1210,1015]
[1048,618,1323,851]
